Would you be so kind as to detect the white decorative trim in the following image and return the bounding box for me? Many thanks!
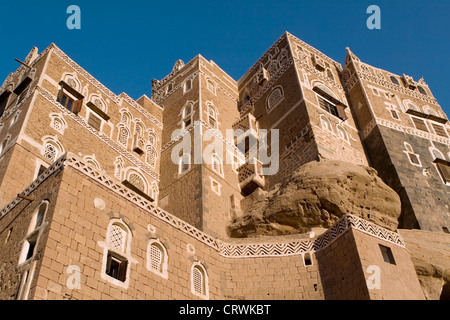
[0,153,407,263]
[361,116,450,145]
[147,239,169,279]
[35,85,159,181]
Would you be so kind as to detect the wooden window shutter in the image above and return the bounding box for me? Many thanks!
[118,259,128,282]
[437,162,450,184]
[432,123,448,137]
[411,117,429,132]
[336,105,348,121]
[71,99,83,114]
[88,113,102,131]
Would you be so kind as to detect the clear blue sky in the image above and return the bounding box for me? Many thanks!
[1,0,449,115]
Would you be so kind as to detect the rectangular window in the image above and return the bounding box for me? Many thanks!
[431,123,448,137]
[411,117,429,132]
[379,244,396,265]
[435,159,450,184]
[59,92,74,111]
[390,109,399,120]
[88,113,102,131]
[318,97,339,118]
[106,251,128,282]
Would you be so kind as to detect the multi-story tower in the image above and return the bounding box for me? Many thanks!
[343,48,450,233]
[153,56,244,238]
[235,32,368,190]
[0,45,163,209]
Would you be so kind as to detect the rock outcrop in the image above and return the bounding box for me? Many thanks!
[229,159,401,238]
[399,229,450,300]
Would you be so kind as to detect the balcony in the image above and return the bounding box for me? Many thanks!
[238,158,265,196]
[233,113,259,139]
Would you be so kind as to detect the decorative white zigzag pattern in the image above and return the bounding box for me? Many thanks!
[0,152,405,259]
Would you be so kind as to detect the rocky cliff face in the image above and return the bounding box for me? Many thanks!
[229,159,402,238]
[399,230,450,300]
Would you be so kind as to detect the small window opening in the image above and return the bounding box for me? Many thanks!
[379,244,396,265]
[106,251,128,282]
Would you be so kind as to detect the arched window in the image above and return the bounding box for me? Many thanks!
[167,83,173,93]
[337,125,348,141]
[182,103,193,129]
[118,126,129,147]
[184,79,192,93]
[146,146,157,168]
[266,86,284,113]
[320,116,332,132]
[431,149,445,160]
[148,132,157,146]
[134,122,144,136]
[128,172,146,193]
[104,221,132,284]
[108,223,128,253]
[43,142,59,162]
[147,240,168,279]
[207,80,215,94]
[191,263,208,299]
[208,105,218,129]
[121,112,131,126]
[405,102,419,112]
[211,154,223,176]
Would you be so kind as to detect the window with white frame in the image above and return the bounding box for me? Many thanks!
[336,125,348,141]
[207,80,215,94]
[320,115,332,132]
[147,240,168,279]
[211,153,223,176]
[104,222,130,283]
[182,104,193,129]
[127,172,147,194]
[87,112,102,131]
[207,105,218,129]
[184,79,192,93]
[148,132,157,146]
[179,153,191,174]
[146,146,157,168]
[410,116,429,132]
[210,177,221,196]
[121,112,132,127]
[18,201,49,265]
[431,122,448,138]
[431,148,445,161]
[403,142,421,167]
[43,141,60,163]
[191,262,209,299]
[118,126,130,147]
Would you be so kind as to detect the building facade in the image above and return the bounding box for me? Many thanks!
[0,31,445,300]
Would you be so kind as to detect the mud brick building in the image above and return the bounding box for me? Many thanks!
[0,31,446,300]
